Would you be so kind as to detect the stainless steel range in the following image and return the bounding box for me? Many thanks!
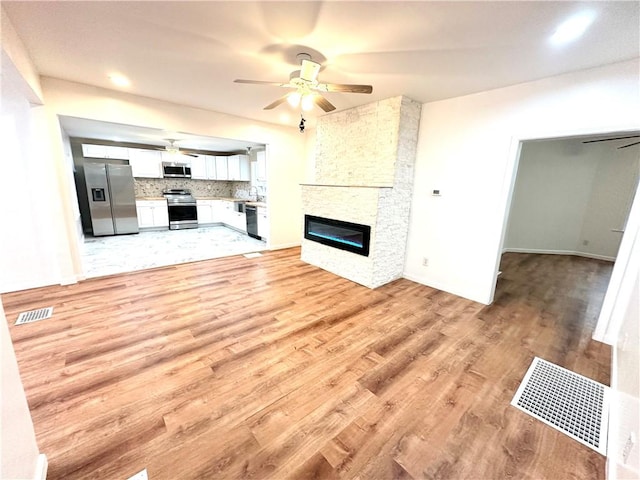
[163,189,198,230]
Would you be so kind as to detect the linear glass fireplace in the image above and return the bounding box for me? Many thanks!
[304,215,371,256]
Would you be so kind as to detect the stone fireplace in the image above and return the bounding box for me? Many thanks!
[301,96,421,288]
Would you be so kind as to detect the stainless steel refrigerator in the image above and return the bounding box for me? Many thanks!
[84,163,139,236]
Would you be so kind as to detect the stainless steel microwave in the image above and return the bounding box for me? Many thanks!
[162,162,191,178]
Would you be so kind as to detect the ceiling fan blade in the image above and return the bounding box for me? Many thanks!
[300,59,321,82]
[582,134,640,144]
[315,83,373,94]
[314,95,336,112]
[263,95,290,110]
[234,79,291,88]
[618,141,640,149]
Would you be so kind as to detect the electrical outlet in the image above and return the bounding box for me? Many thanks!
[622,432,636,464]
[422,257,429,267]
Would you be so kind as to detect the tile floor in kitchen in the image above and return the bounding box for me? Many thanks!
[81,225,267,278]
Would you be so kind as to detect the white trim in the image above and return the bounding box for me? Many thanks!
[402,272,489,305]
[491,127,640,307]
[34,454,47,480]
[60,275,80,286]
[593,182,640,345]
[268,242,301,250]
[502,247,615,262]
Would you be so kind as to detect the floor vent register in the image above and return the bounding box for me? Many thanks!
[511,357,610,455]
[15,307,54,326]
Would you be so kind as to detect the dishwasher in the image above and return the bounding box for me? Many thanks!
[245,204,260,239]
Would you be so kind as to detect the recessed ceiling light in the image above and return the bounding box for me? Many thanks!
[550,12,595,45]
[109,73,130,87]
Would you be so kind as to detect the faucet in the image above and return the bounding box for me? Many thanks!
[249,186,258,201]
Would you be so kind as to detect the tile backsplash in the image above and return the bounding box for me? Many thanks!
[134,178,247,198]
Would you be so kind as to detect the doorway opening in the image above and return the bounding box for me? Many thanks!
[494,131,640,343]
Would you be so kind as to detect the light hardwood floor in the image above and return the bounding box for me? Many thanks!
[2,249,612,479]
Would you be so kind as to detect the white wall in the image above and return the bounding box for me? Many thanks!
[504,138,638,261]
[505,139,600,254]
[0,299,45,480]
[608,241,639,478]
[580,146,639,259]
[404,59,640,304]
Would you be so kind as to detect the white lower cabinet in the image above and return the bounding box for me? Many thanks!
[136,200,168,229]
[219,200,246,232]
[257,207,269,239]
[197,200,223,225]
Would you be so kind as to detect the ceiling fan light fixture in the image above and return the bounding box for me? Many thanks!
[301,94,315,111]
[287,91,302,107]
[550,11,595,45]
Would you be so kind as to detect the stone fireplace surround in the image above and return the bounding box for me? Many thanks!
[301,96,421,288]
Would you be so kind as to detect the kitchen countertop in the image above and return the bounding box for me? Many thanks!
[196,196,244,201]
[135,196,267,207]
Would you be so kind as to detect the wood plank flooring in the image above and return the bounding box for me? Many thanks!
[2,249,612,479]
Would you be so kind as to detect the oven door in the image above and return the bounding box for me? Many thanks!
[167,203,198,229]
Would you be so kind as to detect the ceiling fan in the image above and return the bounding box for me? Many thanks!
[582,134,640,149]
[155,139,197,158]
[234,53,373,113]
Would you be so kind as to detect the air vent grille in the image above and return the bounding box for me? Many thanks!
[511,357,610,455]
[15,307,54,325]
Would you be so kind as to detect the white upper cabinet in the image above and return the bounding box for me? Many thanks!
[190,154,208,180]
[160,152,192,164]
[227,154,250,181]
[205,155,217,179]
[256,150,267,183]
[215,156,229,180]
[82,144,129,160]
[128,149,163,178]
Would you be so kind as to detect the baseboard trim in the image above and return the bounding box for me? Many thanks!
[402,273,491,305]
[502,248,615,262]
[269,242,301,250]
[34,454,47,480]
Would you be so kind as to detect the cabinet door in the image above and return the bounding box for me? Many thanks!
[190,155,208,180]
[215,156,229,180]
[230,212,247,232]
[106,146,129,159]
[220,201,233,224]
[129,149,163,178]
[257,207,269,239]
[136,204,155,228]
[227,155,240,180]
[152,204,169,227]
[256,150,267,182]
[238,155,250,181]
[197,201,214,224]
[82,144,108,158]
[210,200,223,223]
[205,155,217,179]
[161,152,192,164]
[82,144,129,159]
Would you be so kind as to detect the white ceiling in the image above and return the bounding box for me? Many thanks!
[4,1,639,147]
